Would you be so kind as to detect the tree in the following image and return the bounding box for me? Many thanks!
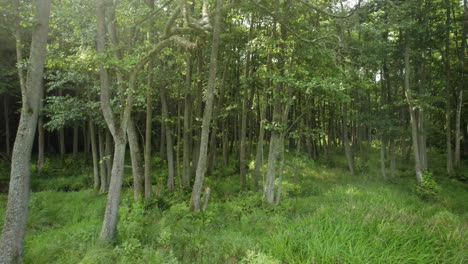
[0,0,51,262]
[191,0,223,212]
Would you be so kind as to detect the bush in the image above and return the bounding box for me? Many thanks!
[416,171,441,200]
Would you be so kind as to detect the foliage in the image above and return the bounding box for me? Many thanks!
[0,152,466,263]
[416,171,441,200]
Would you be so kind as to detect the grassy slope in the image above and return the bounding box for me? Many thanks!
[0,151,466,263]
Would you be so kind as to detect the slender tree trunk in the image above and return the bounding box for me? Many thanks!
[89,121,100,190]
[445,0,454,174]
[191,0,222,211]
[128,119,143,200]
[176,101,182,189]
[73,126,79,158]
[160,85,175,191]
[275,138,285,205]
[208,115,217,176]
[404,40,423,183]
[455,0,467,167]
[58,90,65,158]
[0,0,51,262]
[239,92,248,188]
[191,50,204,178]
[389,139,396,178]
[380,139,386,179]
[59,127,65,157]
[254,92,267,191]
[254,50,271,190]
[83,122,90,155]
[143,0,155,200]
[183,55,193,187]
[37,107,45,172]
[343,103,354,175]
[144,64,153,200]
[4,96,10,158]
[160,122,166,159]
[239,13,255,189]
[105,129,113,188]
[98,129,107,193]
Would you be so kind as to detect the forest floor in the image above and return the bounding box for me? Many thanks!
[0,149,467,263]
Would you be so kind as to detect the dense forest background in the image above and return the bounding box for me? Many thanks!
[0,0,467,263]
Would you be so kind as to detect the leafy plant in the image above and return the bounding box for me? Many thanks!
[416,171,441,200]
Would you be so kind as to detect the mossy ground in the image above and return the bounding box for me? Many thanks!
[0,149,466,263]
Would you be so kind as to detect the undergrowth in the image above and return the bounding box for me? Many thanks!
[0,150,466,263]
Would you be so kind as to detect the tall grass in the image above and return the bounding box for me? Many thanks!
[0,150,466,263]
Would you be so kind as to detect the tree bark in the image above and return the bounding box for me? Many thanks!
[380,139,386,179]
[455,0,467,167]
[183,54,193,188]
[37,104,45,172]
[0,0,51,262]
[73,126,79,158]
[105,129,113,188]
[99,138,126,241]
[389,139,396,178]
[254,52,271,191]
[98,128,108,193]
[191,0,222,211]
[343,103,354,175]
[128,118,143,200]
[160,85,175,191]
[89,121,100,190]
[265,0,290,204]
[4,96,11,158]
[144,63,153,200]
[445,0,454,175]
[404,39,423,183]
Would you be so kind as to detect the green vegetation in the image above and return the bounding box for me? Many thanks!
[1,151,466,263]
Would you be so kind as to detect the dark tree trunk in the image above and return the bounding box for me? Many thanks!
[160,85,175,191]
[98,129,107,193]
[4,95,10,158]
[89,121,100,190]
[128,119,144,200]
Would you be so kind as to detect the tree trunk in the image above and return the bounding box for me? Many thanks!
[380,139,386,179]
[0,0,51,262]
[105,129,113,188]
[99,137,126,241]
[183,54,193,188]
[160,85,175,191]
[144,64,153,200]
[128,118,143,200]
[275,136,286,205]
[404,40,423,183]
[254,93,267,191]
[4,95,10,158]
[89,121,100,190]
[98,129,107,193]
[191,0,222,211]
[73,126,79,158]
[445,0,454,175]
[389,139,396,178]
[455,0,467,167]
[37,109,45,172]
[343,103,354,175]
[83,122,90,155]
[59,127,65,157]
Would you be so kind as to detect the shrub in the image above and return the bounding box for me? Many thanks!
[416,171,441,200]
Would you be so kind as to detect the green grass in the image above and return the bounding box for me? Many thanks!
[0,150,466,263]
